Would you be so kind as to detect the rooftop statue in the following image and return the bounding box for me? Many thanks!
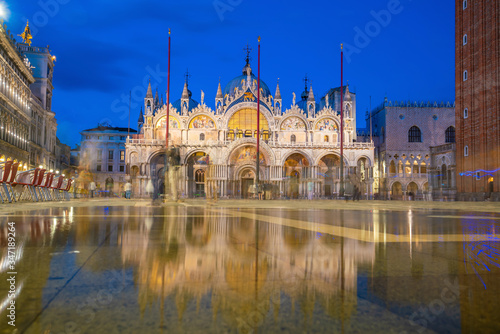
[18,21,33,46]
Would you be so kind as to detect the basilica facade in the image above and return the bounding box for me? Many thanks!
[126,58,374,199]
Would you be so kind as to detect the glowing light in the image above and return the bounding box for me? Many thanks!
[0,2,11,20]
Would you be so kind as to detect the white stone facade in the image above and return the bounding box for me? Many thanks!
[126,62,374,199]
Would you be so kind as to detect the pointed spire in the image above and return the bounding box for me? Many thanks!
[181,81,190,99]
[216,80,223,98]
[344,85,352,101]
[146,79,153,98]
[308,84,315,102]
[138,107,144,123]
[160,94,164,105]
[154,87,159,105]
[275,79,281,100]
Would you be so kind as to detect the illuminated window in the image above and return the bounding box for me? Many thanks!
[324,135,329,142]
[120,150,125,161]
[228,109,269,132]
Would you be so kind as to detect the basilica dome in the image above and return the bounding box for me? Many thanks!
[223,63,272,99]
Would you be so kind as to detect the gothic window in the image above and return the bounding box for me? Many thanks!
[445,126,455,143]
[389,161,396,175]
[408,126,422,142]
[291,134,296,143]
[199,133,205,141]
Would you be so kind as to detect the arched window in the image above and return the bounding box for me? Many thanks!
[464,145,469,156]
[324,135,329,142]
[199,133,205,141]
[464,108,468,118]
[291,134,296,143]
[408,126,422,142]
[389,160,396,175]
[445,126,455,143]
[463,34,467,45]
[463,70,468,81]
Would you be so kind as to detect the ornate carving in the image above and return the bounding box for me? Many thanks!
[281,116,306,130]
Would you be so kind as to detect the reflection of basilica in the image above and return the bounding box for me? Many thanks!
[126,50,374,198]
[120,207,375,328]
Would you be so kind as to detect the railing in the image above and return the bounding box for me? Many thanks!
[127,138,375,149]
[17,44,50,54]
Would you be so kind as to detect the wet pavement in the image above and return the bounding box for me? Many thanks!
[1,201,499,333]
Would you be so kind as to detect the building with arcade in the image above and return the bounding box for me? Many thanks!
[125,55,374,199]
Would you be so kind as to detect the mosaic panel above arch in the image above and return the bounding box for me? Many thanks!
[280,116,306,130]
[315,118,338,131]
[189,115,215,129]
[229,145,266,166]
[156,116,179,129]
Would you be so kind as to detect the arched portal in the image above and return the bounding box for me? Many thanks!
[391,182,403,200]
[186,152,209,198]
[284,153,309,199]
[149,153,167,195]
[318,154,341,197]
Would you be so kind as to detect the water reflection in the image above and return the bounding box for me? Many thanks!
[121,207,375,331]
[0,207,499,333]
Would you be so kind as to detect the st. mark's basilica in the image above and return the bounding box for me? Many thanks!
[126,52,374,199]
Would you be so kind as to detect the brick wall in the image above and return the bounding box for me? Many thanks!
[456,0,499,200]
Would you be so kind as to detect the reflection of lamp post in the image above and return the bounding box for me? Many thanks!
[339,44,345,197]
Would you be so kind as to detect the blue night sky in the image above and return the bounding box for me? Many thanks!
[8,0,455,148]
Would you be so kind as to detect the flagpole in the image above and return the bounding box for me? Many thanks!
[165,28,171,200]
[255,36,261,199]
[127,91,131,138]
[340,43,345,197]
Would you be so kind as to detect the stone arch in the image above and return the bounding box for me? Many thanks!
[314,116,340,131]
[314,152,349,166]
[356,155,372,167]
[407,181,418,194]
[223,102,274,131]
[185,151,210,197]
[279,115,308,131]
[281,150,313,167]
[391,181,403,200]
[221,138,275,166]
[188,114,216,129]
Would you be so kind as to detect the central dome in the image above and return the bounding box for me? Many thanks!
[223,65,271,99]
